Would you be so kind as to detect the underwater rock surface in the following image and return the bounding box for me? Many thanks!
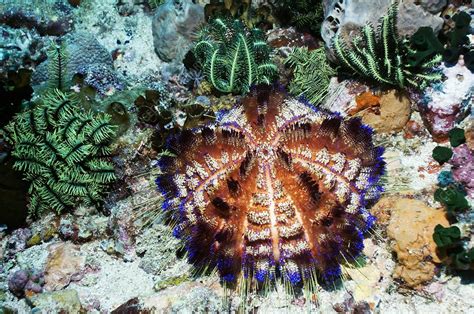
[152,0,204,74]
[373,197,450,288]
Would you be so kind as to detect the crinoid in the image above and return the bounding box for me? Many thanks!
[156,85,385,289]
[332,2,442,90]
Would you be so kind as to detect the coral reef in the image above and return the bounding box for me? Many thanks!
[0,26,47,73]
[204,0,276,29]
[349,91,381,115]
[449,144,474,198]
[320,79,372,116]
[430,126,473,272]
[43,242,85,291]
[418,61,473,141]
[4,89,116,215]
[273,0,324,35]
[76,63,123,96]
[32,32,120,95]
[356,90,412,134]
[156,85,384,286]
[27,289,83,312]
[134,88,174,125]
[4,228,32,260]
[332,3,442,89]
[0,0,473,312]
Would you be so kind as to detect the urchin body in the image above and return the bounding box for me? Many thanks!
[157,86,384,285]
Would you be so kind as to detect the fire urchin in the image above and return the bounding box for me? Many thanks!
[156,86,385,287]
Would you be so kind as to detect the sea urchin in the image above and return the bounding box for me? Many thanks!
[156,86,385,287]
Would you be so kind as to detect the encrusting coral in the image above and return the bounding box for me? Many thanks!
[193,18,277,94]
[332,2,442,90]
[373,197,450,288]
[156,85,384,287]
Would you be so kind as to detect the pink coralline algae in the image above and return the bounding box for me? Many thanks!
[449,144,474,198]
[8,269,44,297]
[418,62,473,142]
[156,86,385,285]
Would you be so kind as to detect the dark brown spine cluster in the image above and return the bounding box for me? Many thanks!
[157,85,384,285]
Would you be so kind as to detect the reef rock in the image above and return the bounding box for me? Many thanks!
[27,289,83,312]
[357,90,412,133]
[8,268,44,297]
[105,204,136,261]
[322,78,370,115]
[31,31,121,95]
[4,228,32,260]
[372,197,449,288]
[344,263,382,304]
[0,26,48,73]
[143,280,223,312]
[466,121,474,151]
[322,0,444,58]
[152,0,204,66]
[417,0,448,14]
[44,242,85,291]
[418,61,473,142]
[449,144,474,198]
[0,1,74,36]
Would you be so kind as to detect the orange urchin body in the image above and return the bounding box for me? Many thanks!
[157,86,384,285]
